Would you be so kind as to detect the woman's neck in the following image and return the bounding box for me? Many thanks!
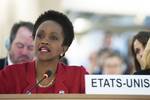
[35,59,58,79]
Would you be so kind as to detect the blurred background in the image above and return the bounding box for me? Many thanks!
[1,0,150,74]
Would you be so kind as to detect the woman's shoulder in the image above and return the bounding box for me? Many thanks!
[1,61,35,74]
[58,63,88,74]
[134,69,150,75]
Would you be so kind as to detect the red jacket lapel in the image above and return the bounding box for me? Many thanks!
[23,61,36,93]
[54,63,69,93]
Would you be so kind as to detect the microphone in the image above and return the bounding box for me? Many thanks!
[26,70,52,94]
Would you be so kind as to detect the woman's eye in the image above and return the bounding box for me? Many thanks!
[50,36,58,40]
[37,33,44,39]
[135,48,140,54]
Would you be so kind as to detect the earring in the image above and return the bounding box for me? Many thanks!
[60,53,64,57]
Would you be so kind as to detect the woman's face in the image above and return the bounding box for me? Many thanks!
[133,39,145,67]
[34,20,67,61]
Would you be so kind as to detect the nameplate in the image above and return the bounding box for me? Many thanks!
[85,75,150,95]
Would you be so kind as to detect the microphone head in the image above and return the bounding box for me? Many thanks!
[43,70,52,78]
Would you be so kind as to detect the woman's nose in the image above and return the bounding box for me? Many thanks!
[41,38,49,45]
[41,41,48,45]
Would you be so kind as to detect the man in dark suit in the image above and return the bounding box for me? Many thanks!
[0,21,34,70]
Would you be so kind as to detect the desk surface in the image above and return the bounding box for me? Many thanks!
[0,94,150,100]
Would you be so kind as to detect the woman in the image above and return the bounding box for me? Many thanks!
[0,10,88,93]
[131,31,150,73]
[134,37,150,75]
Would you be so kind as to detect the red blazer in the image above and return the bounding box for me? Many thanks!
[0,61,88,94]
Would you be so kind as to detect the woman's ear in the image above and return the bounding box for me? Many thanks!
[62,46,68,53]
[60,46,68,58]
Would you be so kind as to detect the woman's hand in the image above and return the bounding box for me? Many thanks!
[142,38,150,69]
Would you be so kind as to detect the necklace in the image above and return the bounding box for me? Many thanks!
[37,78,55,88]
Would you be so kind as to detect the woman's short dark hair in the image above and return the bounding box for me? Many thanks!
[10,21,34,47]
[33,10,74,47]
[131,31,150,71]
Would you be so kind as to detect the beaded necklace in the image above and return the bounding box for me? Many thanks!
[37,78,55,88]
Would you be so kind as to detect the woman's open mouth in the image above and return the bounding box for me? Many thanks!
[38,46,50,53]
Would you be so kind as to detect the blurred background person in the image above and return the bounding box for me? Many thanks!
[131,31,150,73]
[134,36,150,75]
[101,51,126,75]
[88,51,98,74]
[0,21,34,70]
[92,48,112,74]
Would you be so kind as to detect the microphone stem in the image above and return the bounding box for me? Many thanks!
[37,76,46,85]
[26,76,46,94]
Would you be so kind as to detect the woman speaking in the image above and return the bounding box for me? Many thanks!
[0,10,88,94]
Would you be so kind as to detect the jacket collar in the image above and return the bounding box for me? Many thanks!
[54,63,68,93]
[23,61,36,93]
[7,55,13,65]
